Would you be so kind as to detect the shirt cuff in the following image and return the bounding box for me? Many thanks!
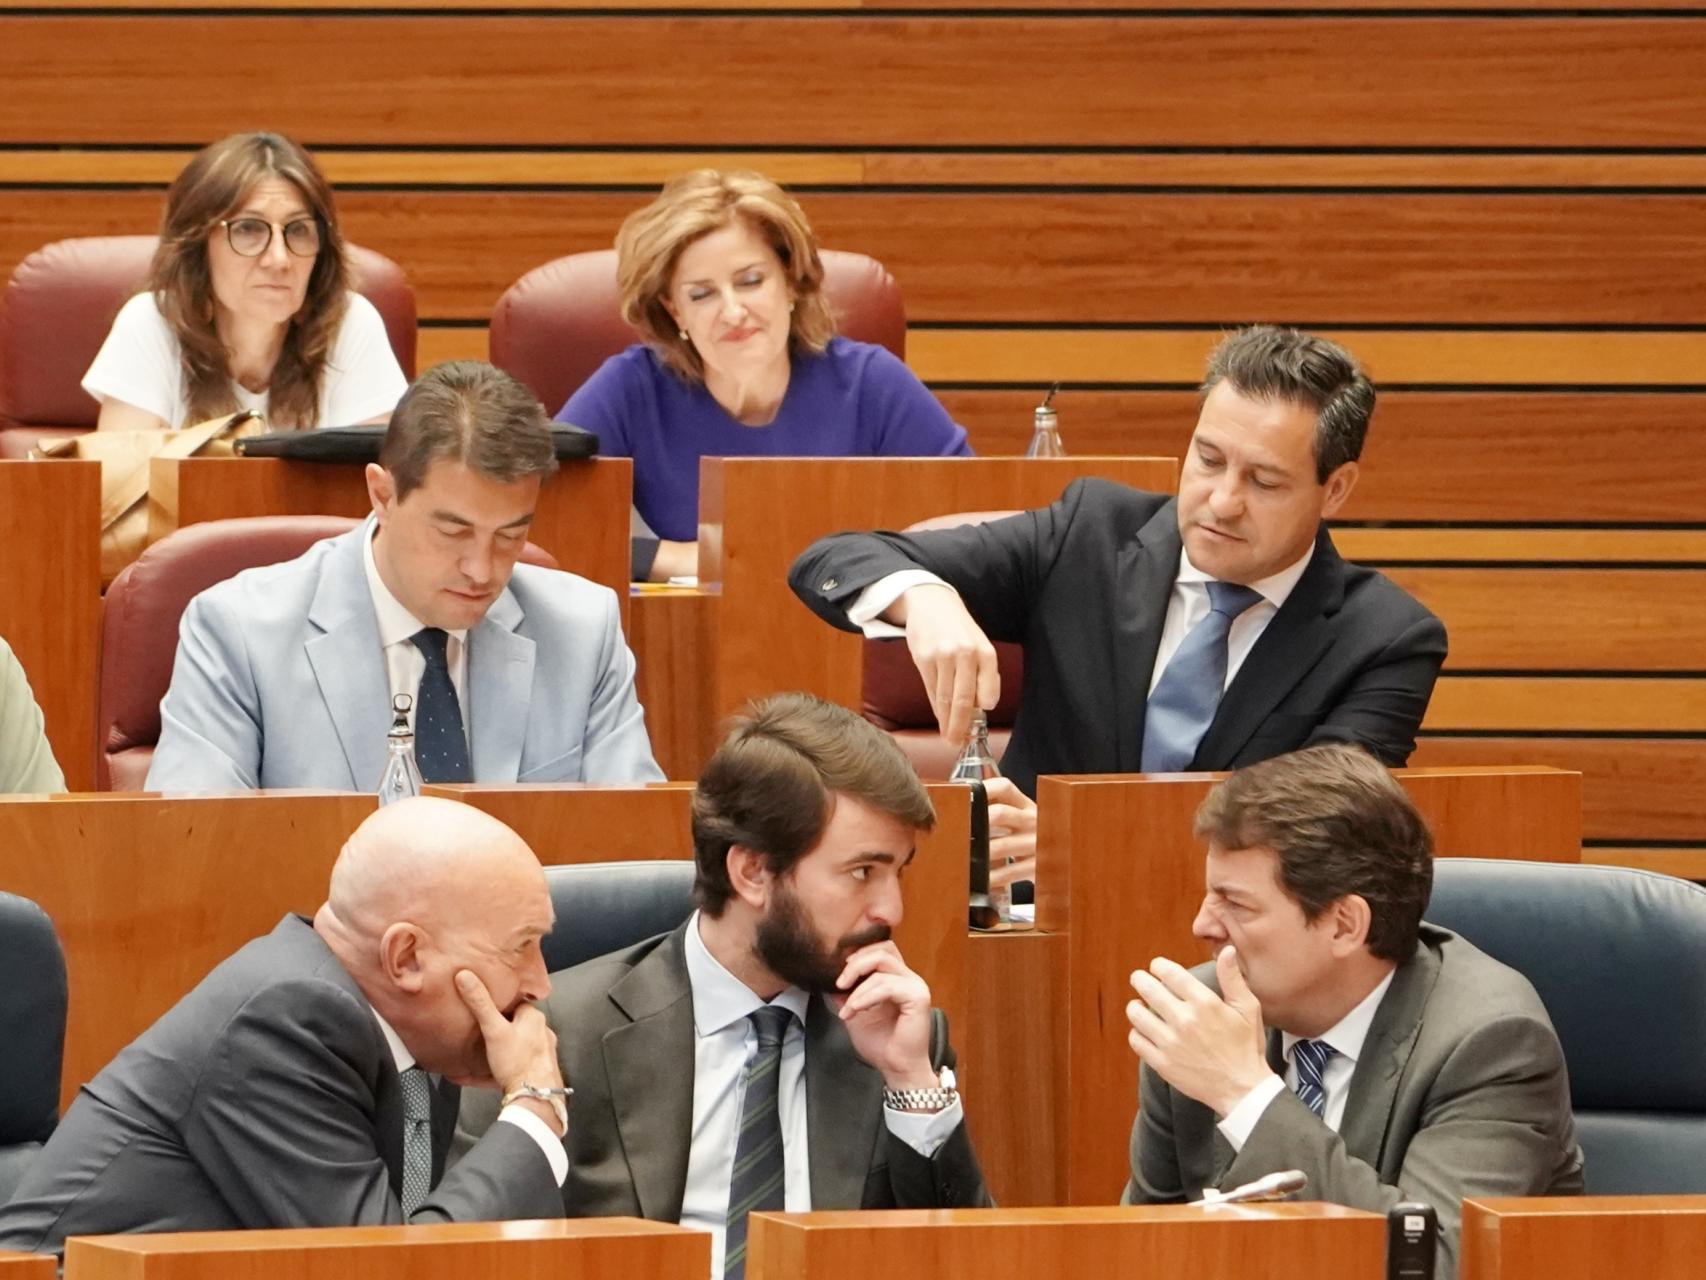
[882,1095,965,1158]
[847,570,954,638]
[498,1103,569,1186]
[1216,1074,1286,1152]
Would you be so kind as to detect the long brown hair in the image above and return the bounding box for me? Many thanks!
[148,132,350,428]
[615,170,836,382]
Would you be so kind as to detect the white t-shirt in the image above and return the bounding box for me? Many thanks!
[82,291,408,429]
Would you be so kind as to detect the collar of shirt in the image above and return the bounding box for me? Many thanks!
[368,1004,416,1074]
[683,910,811,1038]
[1175,537,1317,611]
[361,515,469,654]
[1281,966,1397,1070]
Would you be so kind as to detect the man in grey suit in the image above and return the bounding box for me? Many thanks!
[146,360,661,792]
[1123,743,1583,1278]
[461,693,989,1280]
[0,798,572,1254]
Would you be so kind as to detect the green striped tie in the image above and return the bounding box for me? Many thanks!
[724,1004,793,1280]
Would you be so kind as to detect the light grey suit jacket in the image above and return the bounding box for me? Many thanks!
[1124,925,1584,1279]
[0,916,563,1255]
[146,523,661,791]
[458,925,991,1216]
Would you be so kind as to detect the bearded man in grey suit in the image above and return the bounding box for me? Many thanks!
[0,798,571,1255]
[460,693,990,1280]
[1123,743,1583,1278]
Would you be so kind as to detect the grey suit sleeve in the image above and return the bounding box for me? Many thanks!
[1223,1014,1576,1279]
[146,590,263,792]
[184,979,560,1227]
[577,588,663,784]
[1302,610,1449,767]
[788,479,1091,646]
[882,1013,993,1209]
[1122,1062,1192,1205]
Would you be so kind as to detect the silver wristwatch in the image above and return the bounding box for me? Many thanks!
[882,1066,958,1114]
[502,1083,572,1131]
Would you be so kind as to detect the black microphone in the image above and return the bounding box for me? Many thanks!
[1386,1202,1437,1280]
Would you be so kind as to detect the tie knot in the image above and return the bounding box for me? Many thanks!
[1293,1038,1336,1077]
[399,1066,433,1123]
[1205,580,1264,619]
[411,627,452,667]
[750,1003,793,1050]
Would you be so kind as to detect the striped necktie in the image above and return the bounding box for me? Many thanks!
[724,1004,793,1280]
[1292,1038,1335,1119]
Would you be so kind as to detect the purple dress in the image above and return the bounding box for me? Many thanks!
[557,337,973,543]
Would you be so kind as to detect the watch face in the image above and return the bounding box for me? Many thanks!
[937,1065,957,1090]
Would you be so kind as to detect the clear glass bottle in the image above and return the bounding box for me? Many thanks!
[1025,382,1065,458]
[950,709,1012,923]
[377,693,423,806]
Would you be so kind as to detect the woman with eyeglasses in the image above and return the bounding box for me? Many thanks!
[83,131,407,431]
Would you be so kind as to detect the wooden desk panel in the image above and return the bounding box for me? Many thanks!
[0,1254,53,1277]
[64,1219,706,1280]
[147,456,632,623]
[703,456,1176,721]
[749,1204,1384,1279]
[1462,1196,1706,1280]
[629,588,719,781]
[1033,767,1580,1204]
[0,460,101,790]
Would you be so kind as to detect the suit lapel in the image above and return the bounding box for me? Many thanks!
[467,589,533,783]
[1339,945,1439,1169]
[305,530,391,790]
[429,1075,460,1185]
[804,996,883,1209]
[1193,526,1346,769]
[1116,502,1184,771]
[602,929,696,1222]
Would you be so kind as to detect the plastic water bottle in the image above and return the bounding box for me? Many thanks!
[1025,383,1065,458]
[950,710,1012,924]
[377,694,423,806]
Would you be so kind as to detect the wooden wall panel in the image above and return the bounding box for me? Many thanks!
[3,17,1704,148]
[9,191,1705,328]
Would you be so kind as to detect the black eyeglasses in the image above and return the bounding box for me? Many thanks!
[219,216,322,259]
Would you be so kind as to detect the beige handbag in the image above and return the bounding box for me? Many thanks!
[32,410,263,585]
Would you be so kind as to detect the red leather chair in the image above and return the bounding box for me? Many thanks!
[489,247,906,417]
[0,236,418,458]
[97,516,557,791]
[860,512,1026,780]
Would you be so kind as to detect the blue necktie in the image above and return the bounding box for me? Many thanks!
[1292,1038,1335,1118]
[724,1004,792,1280]
[1140,581,1265,772]
[410,628,471,783]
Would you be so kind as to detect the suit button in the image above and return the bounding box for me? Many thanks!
[821,578,838,592]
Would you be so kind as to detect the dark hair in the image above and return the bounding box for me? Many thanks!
[1194,743,1433,962]
[149,131,349,429]
[379,361,559,501]
[691,693,936,916]
[1201,326,1375,483]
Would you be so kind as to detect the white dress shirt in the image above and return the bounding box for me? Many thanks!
[361,519,470,742]
[1217,968,1398,1150]
[847,542,1315,698]
[367,1006,567,1187]
[679,912,963,1280]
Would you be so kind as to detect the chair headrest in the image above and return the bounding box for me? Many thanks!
[542,860,697,974]
[1427,859,1706,1108]
[0,893,67,1144]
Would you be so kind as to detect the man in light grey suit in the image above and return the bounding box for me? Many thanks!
[460,694,989,1280]
[146,360,661,792]
[1122,744,1583,1278]
[0,798,572,1254]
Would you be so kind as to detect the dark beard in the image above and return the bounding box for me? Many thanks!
[754,882,891,994]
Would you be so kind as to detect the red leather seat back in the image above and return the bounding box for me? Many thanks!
[98,516,557,790]
[490,247,906,418]
[0,236,417,456]
[858,511,1027,780]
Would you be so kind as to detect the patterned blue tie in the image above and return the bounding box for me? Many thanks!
[724,1004,792,1280]
[1292,1038,1335,1118]
[410,628,471,783]
[1140,581,1265,772]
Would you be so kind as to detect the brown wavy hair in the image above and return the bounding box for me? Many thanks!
[615,170,836,381]
[147,132,350,429]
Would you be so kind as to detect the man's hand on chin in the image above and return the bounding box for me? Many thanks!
[1125,946,1275,1117]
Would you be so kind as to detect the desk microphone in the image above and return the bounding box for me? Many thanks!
[1200,1170,1308,1206]
[1386,1202,1437,1279]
